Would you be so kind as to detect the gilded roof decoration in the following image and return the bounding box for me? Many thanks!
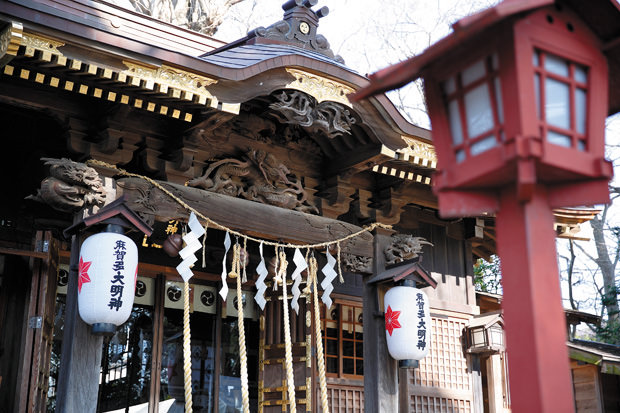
[22,32,64,54]
[398,137,437,168]
[285,68,353,107]
[0,22,23,67]
[122,61,218,101]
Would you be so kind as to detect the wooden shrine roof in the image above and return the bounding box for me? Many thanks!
[200,43,354,73]
[0,0,431,152]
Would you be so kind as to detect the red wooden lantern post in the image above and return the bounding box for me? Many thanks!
[353,1,620,411]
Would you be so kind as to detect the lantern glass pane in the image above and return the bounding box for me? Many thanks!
[548,130,571,147]
[448,99,464,145]
[444,77,456,95]
[490,326,504,347]
[575,88,587,135]
[456,150,466,163]
[492,53,499,70]
[470,135,497,156]
[533,51,540,67]
[465,83,494,138]
[575,65,588,84]
[534,73,541,119]
[545,78,570,129]
[578,140,586,151]
[462,59,486,86]
[471,327,487,347]
[544,54,569,77]
[494,77,504,124]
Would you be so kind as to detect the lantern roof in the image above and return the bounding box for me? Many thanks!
[468,310,503,329]
[367,257,438,289]
[352,0,620,115]
[64,197,153,238]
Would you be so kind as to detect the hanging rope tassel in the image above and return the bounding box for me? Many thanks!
[278,250,297,413]
[309,256,329,413]
[232,242,251,412]
[228,241,250,412]
[182,281,193,413]
[336,242,344,283]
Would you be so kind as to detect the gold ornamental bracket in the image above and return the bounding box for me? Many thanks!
[0,21,23,68]
[284,68,354,107]
[1,30,241,121]
[371,138,437,185]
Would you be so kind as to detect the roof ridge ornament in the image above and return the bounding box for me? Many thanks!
[247,1,344,63]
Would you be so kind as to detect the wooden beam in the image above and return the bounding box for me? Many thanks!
[0,247,49,259]
[115,177,374,257]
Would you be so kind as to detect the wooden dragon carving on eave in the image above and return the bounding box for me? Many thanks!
[26,158,106,212]
[384,234,433,265]
[188,149,319,214]
[269,90,356,139]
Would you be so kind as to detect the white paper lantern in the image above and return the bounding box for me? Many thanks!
[78,232,138,334]
[384,286,431,360]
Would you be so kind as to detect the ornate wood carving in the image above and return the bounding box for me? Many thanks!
[27,158,106,212]
[342,253,372,274]
[250,2,343,63]
[269,90,356,139]
[384,234,433,266]
[284,69,354,107]
[188,149,319,214]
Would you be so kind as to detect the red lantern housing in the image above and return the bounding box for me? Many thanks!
[426,2,612,215]
[353,2,620,412]
[354,0,620,217]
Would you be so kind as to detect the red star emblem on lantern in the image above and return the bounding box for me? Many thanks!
[78,256,92,293]
[385,305,402,336]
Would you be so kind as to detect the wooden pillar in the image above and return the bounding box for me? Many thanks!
[496,186,575,413]
[363,227,398,412]
[486,354,504,413]
[55,233,103,412]
[471,355,484,413]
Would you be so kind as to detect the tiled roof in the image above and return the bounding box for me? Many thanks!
[200,43,357,74]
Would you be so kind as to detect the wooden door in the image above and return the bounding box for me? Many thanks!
[259,283,313,412]
[17,230,59,412]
